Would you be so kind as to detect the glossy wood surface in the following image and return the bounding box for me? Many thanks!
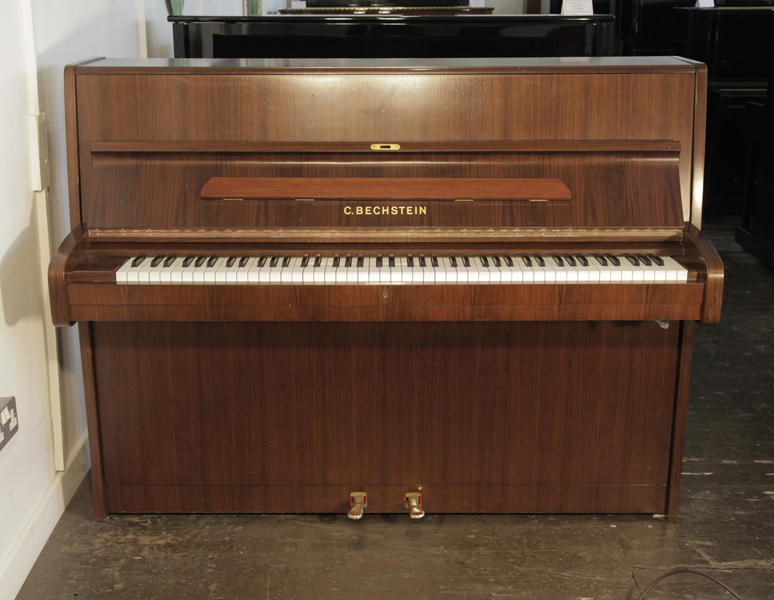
[200,176,572,201]
[49,59,723,517]
[73,62,700,222]
[81,150,683,231]
[94,321,680,515]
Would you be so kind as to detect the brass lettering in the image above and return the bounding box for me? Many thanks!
[343,205,428,216]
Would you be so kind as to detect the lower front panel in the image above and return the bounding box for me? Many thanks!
[91,321,683,514]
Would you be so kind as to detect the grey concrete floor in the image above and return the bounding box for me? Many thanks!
[16,218,774,600]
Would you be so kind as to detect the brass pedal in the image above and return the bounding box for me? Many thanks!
[404,492,425,519]
[348,492,367,520]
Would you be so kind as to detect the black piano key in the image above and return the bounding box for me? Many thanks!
[462,256,471,267]
[551,255,564,267]
[376,256,383,268]
[301,256,310,268]
[312,256,321,268]
[606,254,621,266]
[226,255,237,268]
[450,257,458,267]
[356,256,364,268]
[270,256,279,268]
[520,255,533,267]
[431,256,439,268]
[480,256,490,267]
[570,255,583,267]
[389,256,396,268]
[131,255,146,268]
[239,256,249,268]
[648,254,665,266]
[182,254,195,268]
[593,254,608,266]
[504,256,514,267]
[491,256,501,267]
[407,256,414,268]
[419,256,427,268]
[207,255,219,268]
[332,256,341,268]
[282,256,291,268]
[534,256,545,267]
[636,254,652,266]
[163,255,177,268]
[563,255,577,267]
[258,255,268,267]
[624,254,639,266]
[150,254,165,267]
[194,256,207,268]
[345,256,352,268]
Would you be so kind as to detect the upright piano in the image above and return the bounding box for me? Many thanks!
[50,57,723,520]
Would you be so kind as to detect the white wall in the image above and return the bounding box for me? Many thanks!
[0,2,143,599]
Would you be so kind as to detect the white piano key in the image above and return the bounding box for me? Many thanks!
[308,256,324,284]
[419,256,435,284]
[572,256,599,283]
[663,257,688,282]
[247,256,265,284]
[333,256,348,284]
[496,256,517,283]
[323,257,337,284]
[159,257,182,284]
[376,257,390,284]
[116,258,135,285]
[203,257,226,284]
[146,256,167,285]
[453,257,469,283]
[356,256,369,284]
[344,256,359,284]
[547,256,566,283]
[561,256,579,284]
[267,256,284,284]
[439,257,457,284]
[516,256,535,284]
[236,256,254,284]
[531,257,551,284]
[367,257,381,284]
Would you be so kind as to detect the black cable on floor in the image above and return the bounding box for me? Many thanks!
[636,568,745,600]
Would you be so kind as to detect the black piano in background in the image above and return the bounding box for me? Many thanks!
[737,33,774,267]
[619,0,774,56]
[677,6,774,215]
[170,14,614,59]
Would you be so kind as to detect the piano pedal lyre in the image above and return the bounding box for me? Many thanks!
[404,492,425,519]
[348,492,368,520]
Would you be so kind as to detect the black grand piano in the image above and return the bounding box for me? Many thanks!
[170,13,614,59]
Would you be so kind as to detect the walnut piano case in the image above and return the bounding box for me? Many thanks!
[50,57,723,520]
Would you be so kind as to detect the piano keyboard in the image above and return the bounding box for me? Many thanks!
[115,254,689,285]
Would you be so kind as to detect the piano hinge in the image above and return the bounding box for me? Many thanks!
[455,198,474,202]
[295,198,314,202]
[370,143,400,150]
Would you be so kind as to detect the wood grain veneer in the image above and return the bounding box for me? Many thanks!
[94,321,680,515]
[49,58,723,518]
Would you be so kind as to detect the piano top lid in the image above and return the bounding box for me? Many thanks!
[76,56,702,74]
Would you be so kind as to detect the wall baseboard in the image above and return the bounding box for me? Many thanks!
[0,433,89,600]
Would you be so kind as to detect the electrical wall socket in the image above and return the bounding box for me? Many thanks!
[0,397,19,453]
